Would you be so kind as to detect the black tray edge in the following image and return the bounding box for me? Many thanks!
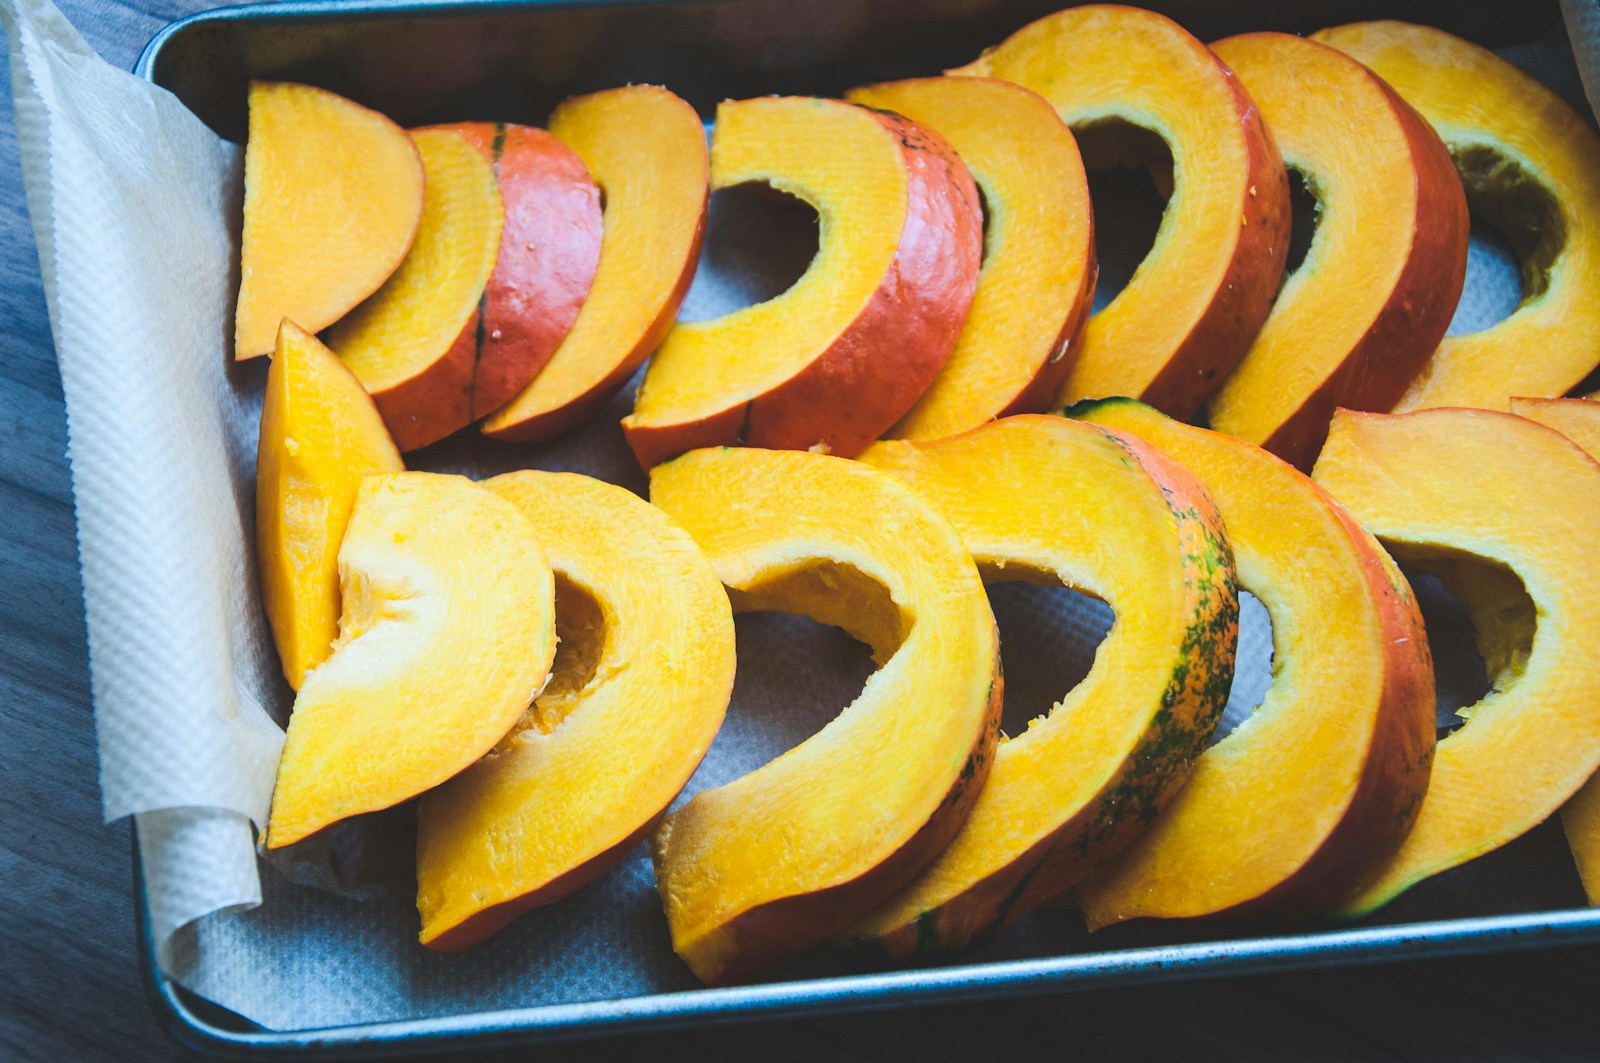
[126,2,1600,1057]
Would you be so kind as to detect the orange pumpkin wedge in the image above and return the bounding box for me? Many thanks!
[418,122,603,422]
[649,447,1001,984]
[235,82,425,360]
[1068,399,1434,928]
[481,86,708,443]
[256,319,403,690]
[1313,22,1600,411]
[1204,33,1468,470]
[622,97,983,467]
[954,4,1289,418]
[841,416,1237,958]
[1504,397,1600,903]
[326,128,504,452]
[416,472,734,950]
[1311,408,1600,913]
[844,77,1096,440]
[265,472,556,849]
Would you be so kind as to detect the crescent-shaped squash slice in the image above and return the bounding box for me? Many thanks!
[1069,399,1434,928]
[1313,22,1600,411]
[1503,397,1600,903]
[481,86,708,443]
[844,76,1096,440]
[257,319,403,690]
[236,82,425,360]
[649,448,1002,985]
[953,5,1289,418]
[1205,33,1468,469]
[265,472,556,849]
[623,97,982,467]
[418,122,603,422]
[841,416,1238,959]
[326,129,505,452]
[415,471,735,951]
[1311,408,1600,913]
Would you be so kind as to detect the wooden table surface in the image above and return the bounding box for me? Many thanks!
[4,1,1600,1059]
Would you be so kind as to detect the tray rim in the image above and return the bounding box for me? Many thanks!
[131,0,1600,1057]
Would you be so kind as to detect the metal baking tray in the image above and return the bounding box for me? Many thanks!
[131,0,1600,1055]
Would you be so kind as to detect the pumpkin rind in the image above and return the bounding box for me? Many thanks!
[842,416,1238,958]
[1070,398,1435,927]
[1312,407,1600,913]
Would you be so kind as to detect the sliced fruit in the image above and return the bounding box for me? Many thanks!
[256,319,403,690]
[842,416,1238,958]
[1204,32,1468,469]
[649,447,1001,984]
[481,86,708,443]
[1310,408,1600,913]
[953,5,1289,418]
[265,472,556,849]
[416,471,735,951]
[1069,399,1434,928]
[326,128,505,452]
[420,122,603,420]
[1313,21,1600,410]
[1509,396,1600,455]
[236,81,424,360]
[622,97,983,467]
[1504,397,1600,903]
[845,76,1095,440]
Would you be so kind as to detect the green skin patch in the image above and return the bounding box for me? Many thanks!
[841,410,1240,961]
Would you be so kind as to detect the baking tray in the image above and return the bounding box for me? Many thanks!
[129,0,1600,1056]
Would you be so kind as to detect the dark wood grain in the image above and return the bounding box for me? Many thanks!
[3,1,1600,1060]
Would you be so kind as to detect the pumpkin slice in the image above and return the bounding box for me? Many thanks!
[953,5,1289,418]
[481,86,709,443]
[418,122,603,422]
[1310,408,1600,913]
[256,319,403,690]
[265,472,556,849]
[1313,22,1600,411]
[235,82,425,360]
[326,128,505,452]
[416,471,735,951]
[1204,32,1468,469]
[845,76,1096,440]
[649,447,1001,984]
[1069,399,1434,928]
[622,97,983,467]
[842,416,1237,958]
[1503,397,1600,903]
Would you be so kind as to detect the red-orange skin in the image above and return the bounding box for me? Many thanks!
[480,197,708,446]
[422,810,665,953]
[1140,65,1291,419]
[623,109,983,469]
[379,123,602,452]
[698,664,1003,986]
[1244,45,1469,469]
[1227,495,1437,917]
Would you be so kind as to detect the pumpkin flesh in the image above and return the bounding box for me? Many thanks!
[416,472,735,950]
[623,97,982,466]
[649,448,1001,984]
[1070,399,1435,927]
[842,415,1238,957]
[1311,408,1600,913]
[265,472,556,848]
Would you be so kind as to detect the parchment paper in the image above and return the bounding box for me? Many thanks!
[3,0,1595,1030]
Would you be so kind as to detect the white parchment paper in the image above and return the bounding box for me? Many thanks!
[3,0,1597,1031]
